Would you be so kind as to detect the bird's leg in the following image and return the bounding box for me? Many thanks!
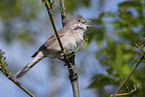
[68,52,75,65]
[60,49,66,56]
[59,49,69,61]
[58,49,78,81]
[58,49,74,68]
[58,49,67,62]
[63,50,78,81]
[58,49,71,64]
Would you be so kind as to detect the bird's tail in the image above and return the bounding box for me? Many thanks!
[15,52,44,78]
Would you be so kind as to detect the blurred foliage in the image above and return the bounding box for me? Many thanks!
[0,0,41,44]
[0,0,91,44]
[1,0,145,97]
[64,0,90,13]
[87,0,145,96]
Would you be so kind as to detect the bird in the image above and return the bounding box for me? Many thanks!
[15,14,90,78]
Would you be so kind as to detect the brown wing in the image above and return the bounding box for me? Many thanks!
[32,30,65,57]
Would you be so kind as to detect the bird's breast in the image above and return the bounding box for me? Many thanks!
[61,30,84,54]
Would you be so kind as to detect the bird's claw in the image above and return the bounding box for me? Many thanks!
[60,49,67,56]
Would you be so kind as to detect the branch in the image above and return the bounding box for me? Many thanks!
[0,49,35,97]
[110,55,144,97]
[42,0,80,97]
[117,83,141,96]
[59,0,67,27]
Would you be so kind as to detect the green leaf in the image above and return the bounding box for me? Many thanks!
[119,1,142,7]
[98,58,114,68]
[106,67,113,75]
[88,74,118,88]
[121,64,131,75]
[121,64,137,83]
[41,0,46,5]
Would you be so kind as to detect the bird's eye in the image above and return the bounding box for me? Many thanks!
[78,20,81,22]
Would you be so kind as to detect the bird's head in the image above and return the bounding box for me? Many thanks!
[67,14,90,30]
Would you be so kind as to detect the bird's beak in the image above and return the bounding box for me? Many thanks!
[83,20,91,27]
[82,20,91,24]
[82,20,88,24]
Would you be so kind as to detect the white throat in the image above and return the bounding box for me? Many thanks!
[74,23,88,31]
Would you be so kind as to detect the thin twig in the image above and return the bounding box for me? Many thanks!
[0,49,35,97]
[111,55,144,97]
[8,74,36,97]
[59,0,67,27]
[0,67,35,97]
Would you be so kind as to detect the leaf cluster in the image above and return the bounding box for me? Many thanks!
[0,49,9,76]
[0,0,41,44]
[87,0,145,96]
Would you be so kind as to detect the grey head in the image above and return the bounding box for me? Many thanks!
[66,14,89,30]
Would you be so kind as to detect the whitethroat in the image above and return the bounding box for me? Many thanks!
[15,14,90,78]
